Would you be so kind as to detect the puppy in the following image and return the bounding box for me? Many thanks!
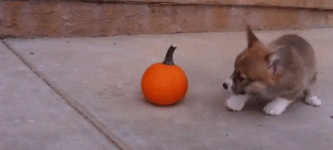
[223,25,321,115]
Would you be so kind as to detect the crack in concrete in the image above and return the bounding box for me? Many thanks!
[0,38,132,150]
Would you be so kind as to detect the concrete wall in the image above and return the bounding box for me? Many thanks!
[1,0,333,37]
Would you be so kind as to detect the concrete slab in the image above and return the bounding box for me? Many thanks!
[4,28,333,150]
[0,43,117,150]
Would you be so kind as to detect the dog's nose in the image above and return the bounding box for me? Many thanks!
[223,83,228,89]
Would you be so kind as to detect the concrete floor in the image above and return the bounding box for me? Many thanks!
[0,39,117,150]
[1,28,333,150]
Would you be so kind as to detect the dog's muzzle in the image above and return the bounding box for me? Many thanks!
[223,78,233,94]
[223,79,246,95]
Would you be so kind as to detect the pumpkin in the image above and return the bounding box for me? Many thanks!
[141,44,188,106]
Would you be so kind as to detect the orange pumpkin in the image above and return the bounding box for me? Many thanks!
[141,44,188,106]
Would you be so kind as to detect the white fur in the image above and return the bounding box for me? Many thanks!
[263,98,293,115]
[226,95,248,111]
[305,96,321,107]
[225,77,233,94]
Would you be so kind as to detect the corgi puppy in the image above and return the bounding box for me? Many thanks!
[223,25,321,115]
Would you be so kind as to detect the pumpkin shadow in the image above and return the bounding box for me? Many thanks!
[139,96,186,107]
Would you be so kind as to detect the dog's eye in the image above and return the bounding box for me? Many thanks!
[233,71,247,83]
[248,78,254,82]
[238,76,244,82]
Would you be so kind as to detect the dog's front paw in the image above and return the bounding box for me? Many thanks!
[226,95,248,111]
[305,96,321,107]
[263,98,292,115]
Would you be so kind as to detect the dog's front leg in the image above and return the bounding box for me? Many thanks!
[226,94,248,111]
[263,98,294,115]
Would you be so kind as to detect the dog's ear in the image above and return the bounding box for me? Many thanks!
[246,25,259,48]
[265,52,284,75]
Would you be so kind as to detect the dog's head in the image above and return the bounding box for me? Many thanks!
[223,26,284,95]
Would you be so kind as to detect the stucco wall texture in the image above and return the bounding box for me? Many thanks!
[101,0,333,9]
[1,0,333,37]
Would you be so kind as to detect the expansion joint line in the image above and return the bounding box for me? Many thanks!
[0,39,132,150]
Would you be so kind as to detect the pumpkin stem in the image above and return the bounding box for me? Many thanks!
[162,44,177,65]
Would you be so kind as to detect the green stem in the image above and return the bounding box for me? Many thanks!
[162,44,177,65]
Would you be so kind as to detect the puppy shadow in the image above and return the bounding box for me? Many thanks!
[237,95,269,112]
[209,92,232,112]
[242,94,306,113]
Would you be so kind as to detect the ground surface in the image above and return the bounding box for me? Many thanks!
[1,28,333,150]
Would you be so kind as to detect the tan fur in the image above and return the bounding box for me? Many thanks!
[235,42,276,86]
[235,26,317,101]
[224,25,321,115]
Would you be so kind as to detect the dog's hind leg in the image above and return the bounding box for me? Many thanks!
[303,72,321,107]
